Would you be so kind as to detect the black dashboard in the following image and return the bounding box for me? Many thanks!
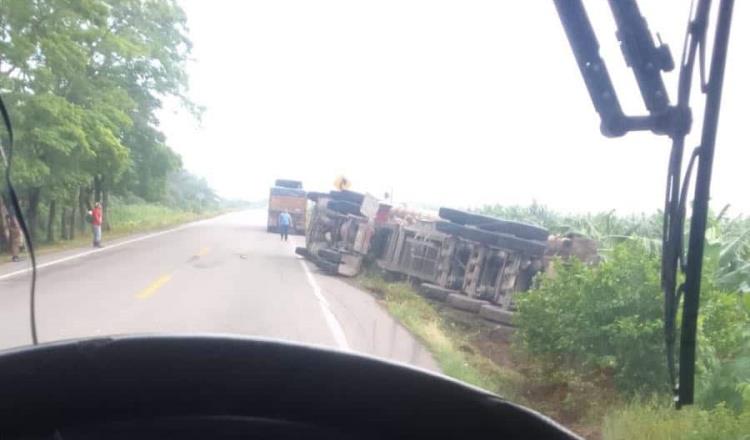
[0,335,580,439]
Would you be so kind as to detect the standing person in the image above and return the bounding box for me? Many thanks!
[7,213,21,262]
[91,202,103,248]
[278,210,292,241]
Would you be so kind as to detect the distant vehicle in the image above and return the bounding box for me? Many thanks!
[267,179,306,234]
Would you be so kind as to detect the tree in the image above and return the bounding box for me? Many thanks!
[0,0,196,241]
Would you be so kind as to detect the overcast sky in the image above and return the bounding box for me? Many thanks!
[159,1,749,215]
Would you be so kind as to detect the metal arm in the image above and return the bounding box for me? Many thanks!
[607,0,673,113]
[553,0,681,138]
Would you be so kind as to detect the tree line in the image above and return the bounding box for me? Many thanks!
[0,0,204,247]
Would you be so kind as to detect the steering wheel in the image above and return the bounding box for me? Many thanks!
[0,335,579,439]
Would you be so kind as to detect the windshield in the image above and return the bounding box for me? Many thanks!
[1,1,749,438]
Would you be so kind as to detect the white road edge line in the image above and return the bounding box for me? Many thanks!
[299,259,351,351]
[0,216,217,281]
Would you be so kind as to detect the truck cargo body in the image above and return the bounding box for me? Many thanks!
[267,185,307,234]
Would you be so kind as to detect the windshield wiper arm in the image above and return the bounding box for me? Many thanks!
[552,0,680,138]
[553,0,736,407]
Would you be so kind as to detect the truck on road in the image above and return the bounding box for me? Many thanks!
[267,179,306,234]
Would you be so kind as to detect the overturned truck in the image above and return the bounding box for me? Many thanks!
[294,190,381,276]
[294,189,595,315]
[376,208,548,310]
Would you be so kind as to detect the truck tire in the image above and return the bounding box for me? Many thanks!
[307,191,328,202]
[478,305,515,326]
[435,221,495,244]
[329,190,365,205]
[327,200,362,216]
[295,247,310,258]
[435,221,546,256]
[419,283,455,302]
[316,259,339,274]
[447,293,490,313]
[438,207,492,225]
[475,221,549,242]
[318,248,343,264]
[438,207,549,241]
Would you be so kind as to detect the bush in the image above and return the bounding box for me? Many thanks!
[516,239,750,412]
[515,242,668,394]
[697,326,750,412]
[701,288,749,360]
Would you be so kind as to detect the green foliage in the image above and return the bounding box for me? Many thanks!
[516,242,668,394]
[697,321,750,413]
[701,288,749,360]
[706,215,750,293]
[516,238,750,416]
[0,0,208,243]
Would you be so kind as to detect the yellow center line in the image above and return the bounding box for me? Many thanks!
[136,274,173,300]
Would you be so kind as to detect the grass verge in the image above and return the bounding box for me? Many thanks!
[107,203,218,234]
[5,203,226,260]
[603,400,750,440]
[358,273,523,399]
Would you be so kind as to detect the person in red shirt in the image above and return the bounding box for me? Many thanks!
[91,202,103,248]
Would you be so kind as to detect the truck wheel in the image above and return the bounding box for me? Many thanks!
[475,220,549,242]
[329,190,365,205]
[318,248,343,264]
[435,221,497,245]
[435,222,546,256]
[307,191,328,202]
[295,247,310,258]
[327,200,362,216]
[438,207,549,241]
[316,259,339,274]
[438,207,487,225]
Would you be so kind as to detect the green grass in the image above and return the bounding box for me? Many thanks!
[108,203,216,234]
[603,401,750,440]
[9,203,224,259]
[359,274,522,397]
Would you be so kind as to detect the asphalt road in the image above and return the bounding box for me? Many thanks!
[0,210,437,371]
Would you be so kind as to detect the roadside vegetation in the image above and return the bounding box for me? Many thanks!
[0,1,231,257]
[362,203,750,439]
[360,275,523,394]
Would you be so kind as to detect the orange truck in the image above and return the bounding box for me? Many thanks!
[267,179,307,234]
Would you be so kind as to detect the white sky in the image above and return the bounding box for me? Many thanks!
[159,1,750,215]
